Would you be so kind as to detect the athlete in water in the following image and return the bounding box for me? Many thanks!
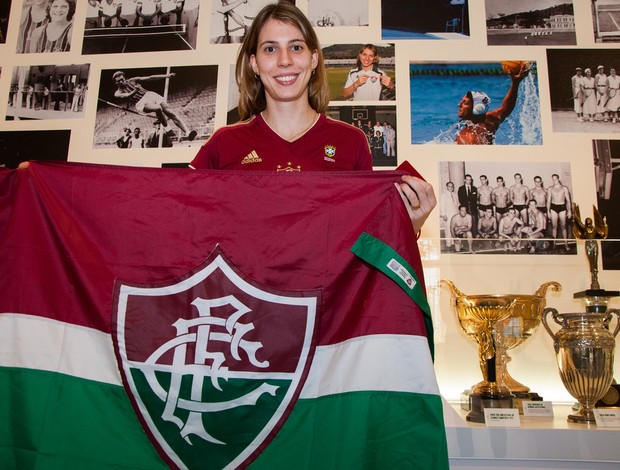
[455,62,529,145]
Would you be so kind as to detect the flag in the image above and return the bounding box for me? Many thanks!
[0,162,448,469]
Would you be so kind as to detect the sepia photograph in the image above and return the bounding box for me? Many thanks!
[0,0,10,44]
[326,105,397,167]
[485,0,576,46]
[323,43,395,102]
[593,139,620,269]
[410,61,542,145]
[94,65,217,149]
[210,0,294,44]
[0,129,70,169]
[439,161,575,255]
[307,0,368,27]
[7,64,90,120]
[381,0,470,40]
[593,0,620,43]
[16,0,75,54]
[82,0,200,54]
[547,48,620,133]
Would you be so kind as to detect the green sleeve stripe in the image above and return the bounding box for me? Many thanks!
[351,232,434,359]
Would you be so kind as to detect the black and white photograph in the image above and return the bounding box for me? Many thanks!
[593,0,620,43]
[307,0,368,27]
[0,129,70,169]
[410,61,542,145]
[593,139,620,269]
[0,0,11,44]
[82,0,200,54]
[439,161,575,255]
[547,48,620,133]
[326,105,397,167]
[381,0,469,40]
[94,65,217,149]
[226,64,241,124]
[16,0,75,54]
[485,0,576,46]
[7,64,90,120]
[323,43,395,102]
[210,0,293,44]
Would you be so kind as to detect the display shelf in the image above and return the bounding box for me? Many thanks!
[444,401,620,469]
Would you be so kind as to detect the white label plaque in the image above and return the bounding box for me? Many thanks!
[484,408,521,427]
[522,401,554,417]
[593,409,620,428]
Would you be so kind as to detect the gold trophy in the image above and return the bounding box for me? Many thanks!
[442,280,560,422]
[542,204,620,423]
[573,204,607,291]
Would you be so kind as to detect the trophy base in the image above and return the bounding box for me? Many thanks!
[573,289,620,297]
[466,392,513,423]
[511,391,542,414]
[567,409,596,424]
[574,290,620,313]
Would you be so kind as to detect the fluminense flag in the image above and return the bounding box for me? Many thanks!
[0,162,448,469]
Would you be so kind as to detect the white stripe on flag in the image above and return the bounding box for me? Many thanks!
[0,314,439,397]
[300,334,440,399]
[0,313,122,385]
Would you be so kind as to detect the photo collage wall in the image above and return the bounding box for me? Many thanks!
[1,0,619,270]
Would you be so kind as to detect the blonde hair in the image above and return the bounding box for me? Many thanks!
[235,2,329,120]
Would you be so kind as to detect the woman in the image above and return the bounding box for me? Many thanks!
[17,0,50,54]
[341,43,395,101]
[190,2,434,234]
[580,68,597,123]
[28,0,75,53]
[607,68,620,123]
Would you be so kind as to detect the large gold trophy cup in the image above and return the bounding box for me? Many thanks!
[442,280,561,422]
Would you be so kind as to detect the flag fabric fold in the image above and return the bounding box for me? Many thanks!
[0,162,448,469]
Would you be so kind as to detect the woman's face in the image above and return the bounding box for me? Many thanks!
[358,48,376,70]
[250,19,318,109]
[49,0,70,21]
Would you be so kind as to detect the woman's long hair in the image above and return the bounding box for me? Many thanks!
[235,2,329,120]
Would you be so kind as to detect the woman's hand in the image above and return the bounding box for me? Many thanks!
[395,175,436,236]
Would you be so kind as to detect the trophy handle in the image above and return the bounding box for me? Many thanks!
[542,307,559,340]
[534,281,562,298]
[605,308,620,338]
[440,279,466,299]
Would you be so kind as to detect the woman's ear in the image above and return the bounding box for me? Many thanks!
[249,55,259,76]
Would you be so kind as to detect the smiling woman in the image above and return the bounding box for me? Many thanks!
[28,0,75,53]
[248,19,320,139]
[189,1,436,236]
[342,44,395,101]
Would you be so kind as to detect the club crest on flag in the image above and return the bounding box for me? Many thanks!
[112,247,319,470]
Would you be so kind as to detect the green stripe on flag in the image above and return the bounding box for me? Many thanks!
[1,367,448,469]
[0,367,166,470]
[253,391,449,469]
[351,232,435,359]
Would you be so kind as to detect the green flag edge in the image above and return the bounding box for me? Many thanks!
[351,232,434,360]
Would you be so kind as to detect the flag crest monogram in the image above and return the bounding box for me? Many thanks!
[113,247,319,470]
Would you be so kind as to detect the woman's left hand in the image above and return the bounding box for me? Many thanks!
[395,175,436,236]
